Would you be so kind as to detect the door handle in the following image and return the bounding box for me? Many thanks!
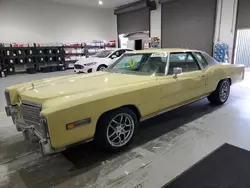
[201,75,205,78]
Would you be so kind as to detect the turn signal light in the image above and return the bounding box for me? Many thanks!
[66,123,75,130]
[66,118,91,130]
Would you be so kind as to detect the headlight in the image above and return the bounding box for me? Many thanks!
[40,117,49,138]
[5,91,11,105]
[84,62,97,66]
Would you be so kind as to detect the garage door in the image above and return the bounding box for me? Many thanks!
[237,0,250,29]
[117,8,150,34]
[161,0,217,55]
[234,0,250,67]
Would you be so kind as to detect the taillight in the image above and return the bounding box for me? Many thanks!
[4,91,11,105]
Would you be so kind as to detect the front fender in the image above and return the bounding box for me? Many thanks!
[41,83,159,149]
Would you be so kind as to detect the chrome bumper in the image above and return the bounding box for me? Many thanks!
[5,105,14,117]
[5,105,64,156]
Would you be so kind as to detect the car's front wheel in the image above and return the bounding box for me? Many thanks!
[207,79,231,105]
[97,65,107,71]
[95,108,138,151]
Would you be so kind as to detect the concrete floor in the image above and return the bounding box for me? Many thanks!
[0,70,250,188]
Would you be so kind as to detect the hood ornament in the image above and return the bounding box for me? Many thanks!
[32,83,35,89]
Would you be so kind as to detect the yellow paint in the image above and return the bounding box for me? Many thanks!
[4,48,245,149]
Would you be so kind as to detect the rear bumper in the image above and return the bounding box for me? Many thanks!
[5,105,65,156]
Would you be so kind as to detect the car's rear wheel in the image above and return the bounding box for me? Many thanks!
[97,65,107,71]
[207,79,231,105]
[95,108,138,151]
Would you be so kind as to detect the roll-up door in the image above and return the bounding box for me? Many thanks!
[117,8,150,35]
[161,0,217,55]
[234,0,250,67]
[237,0,250,29]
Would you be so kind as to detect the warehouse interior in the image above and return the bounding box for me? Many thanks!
[1,0,250,187]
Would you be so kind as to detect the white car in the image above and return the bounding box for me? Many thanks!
[74,48,133,73]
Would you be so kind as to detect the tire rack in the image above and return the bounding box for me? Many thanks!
[0,41,116,76]
[0,44,66,75]
[3,46,37,75]
[35,45,66,72]
[0,44,5,77]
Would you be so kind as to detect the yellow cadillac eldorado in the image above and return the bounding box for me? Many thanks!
[5,49,245,156]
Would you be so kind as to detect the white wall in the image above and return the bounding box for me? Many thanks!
[0,0,116,43]
[214,0,238,63]
[150,1,161,41]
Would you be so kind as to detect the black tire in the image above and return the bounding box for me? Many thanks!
[97,65,107,71]
[207,79,231,105]
[95,108,138,152]
[58,66,66,71]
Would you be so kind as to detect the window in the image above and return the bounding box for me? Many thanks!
[92,50,113,58]
[112,55,143,69]
[140,56,167,74]
[202,52,218,65]
[108,53,167,76]
[168,53,200,75]
[194,52,209,68]
[115,50,125,57]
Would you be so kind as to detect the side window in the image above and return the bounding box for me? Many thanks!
[113,55,143,69]
[115,50,125,57]
[140,56,167,75]
[194,52,209,68]
[202,52,218,65]
[168,52,200,75]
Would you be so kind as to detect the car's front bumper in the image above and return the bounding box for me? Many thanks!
[74,67,93,73]
[5,105,64,156]
[5,105,12,116]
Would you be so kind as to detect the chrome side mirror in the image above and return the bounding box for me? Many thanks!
[173,67,182,79]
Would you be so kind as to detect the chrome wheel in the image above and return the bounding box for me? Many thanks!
[106,113,135,148]
[99,66,106,71]
[219,81,230,102]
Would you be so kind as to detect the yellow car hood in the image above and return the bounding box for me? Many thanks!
[19,72,154,104]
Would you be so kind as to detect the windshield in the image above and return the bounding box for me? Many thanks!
[107,53,168,76]
[92,50,114,58]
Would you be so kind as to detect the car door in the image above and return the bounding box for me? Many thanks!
[158,52,206,111]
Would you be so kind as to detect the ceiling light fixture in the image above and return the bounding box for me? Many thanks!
[98,0,103,5]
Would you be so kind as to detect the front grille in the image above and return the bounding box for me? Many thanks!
[74,64,84,69]
[20,101,43,135]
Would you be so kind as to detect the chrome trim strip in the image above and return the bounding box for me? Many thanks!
[21,100,42,108]
[140,95,209,122]
[23,119,40,125]
[34,129,44,140]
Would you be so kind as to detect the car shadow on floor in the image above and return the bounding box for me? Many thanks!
[10,99,224,188]
[63,99,223,170]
